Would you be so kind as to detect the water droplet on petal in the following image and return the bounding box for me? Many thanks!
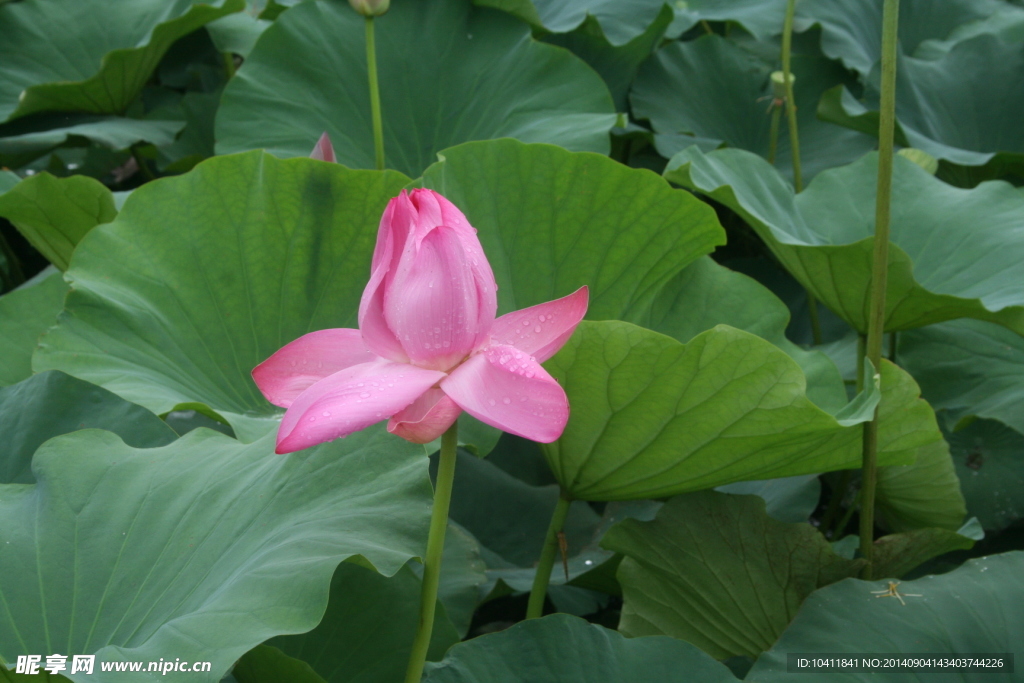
[503,397,511,405]
[534,325,542,333]
[538,315,546,322]
[322,411,331,417]
[360,392,371,398]
[488,398,496,406]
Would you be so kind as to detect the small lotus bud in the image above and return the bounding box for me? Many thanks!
[770,71,793,99]
[897,148,939,175]
[349,0,389,16]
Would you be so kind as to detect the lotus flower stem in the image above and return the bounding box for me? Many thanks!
[781,0,802,193]
[778,0,824,344]
[365,16,385,171]
[859,0,900,579]
[404,422,459,683]
[526,493,572,620]
[767,106,782,164]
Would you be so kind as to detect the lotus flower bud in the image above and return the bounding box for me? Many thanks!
[349,0,389,16]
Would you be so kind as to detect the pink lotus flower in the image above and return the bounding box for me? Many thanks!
[253,188,588,453]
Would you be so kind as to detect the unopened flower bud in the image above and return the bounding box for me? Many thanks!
[349,0,389,16]
[770,71,793,99]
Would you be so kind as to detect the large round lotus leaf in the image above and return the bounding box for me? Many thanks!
[420,139,725,321]
[945,419,1024,532]
[641,256,847,414]
[473,0,671,46]
[0,172,116,271]
[0,270,66,387]
[477,0,789,43]
[0,426,430,683]
[0,0,243,122]
[899,319,1024,435]
[0,370,176,485]
[819,34,1024,178]
[746,553,1024,681]
[423,613,737,683]
[666,147,1024,335]
[0,116,185,170]
[632,35,874,182]
[603,491,863,660]
[795,0,1016,75]
[877,438,966,533]
[32,151,411,442]
[215,0,616,177]
[541,320,940,501]
[542,6,673,110]
[266,562,459,682]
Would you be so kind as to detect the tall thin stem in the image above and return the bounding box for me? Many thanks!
[779,0,822,343]
[859,0,900,579]
[781,0,802,193]
[365,16,385,171]
[404,423,458,683]
[767,106,783,165]
[526,493,572,620]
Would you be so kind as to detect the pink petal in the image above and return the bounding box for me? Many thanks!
[252,328,375,408]
[276,360,445,453]
[408,189,497,340]
[309,132,336,163]
[441,345,568,443]
[387,387,462,444]
[490,286,588,363]
[359,193,413,363]
[384,225,488,370]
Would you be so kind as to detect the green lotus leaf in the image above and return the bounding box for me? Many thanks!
[0,116,185,170]
[642,255,847,414]
[900,319,1024,435]
[216,0,616,177]
[472,0,672,46]
[0,270,67,387]
[746,553,1024,680]
[421,139,725,321]
[233,646,326,683]
[945,419,1024,532]
[423,613,737,683]
[795,0,1017,75]
[632,35,874,182]
[543,6,673,110]
[871,525,977,580]
[0,173,116,271]
[0,171,18,194]
[266,562,459,682]
[819,34,1024,178]
[0,0,243,122]
[666,147,1024,335]
[0,371,176,485]
[542,320,939,501]
[0,426,430,682]
[877,439,966,533]
[717,475,821,524]
[603,491,864,659]
[33,151,411,441]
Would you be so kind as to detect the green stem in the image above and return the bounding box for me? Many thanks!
[222,52,236,79]
[526,493,572,620]
[130,144,156,181]
[835,489,860,538]
[807,293,823,345]
[856,333,866,391]
[819,470,851,538]
[700,19,714,35]
[404,423,459,683]
[859,0,900,580]
[781,0,802,193]
[365,16,385,171]
[767,106,782,165]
